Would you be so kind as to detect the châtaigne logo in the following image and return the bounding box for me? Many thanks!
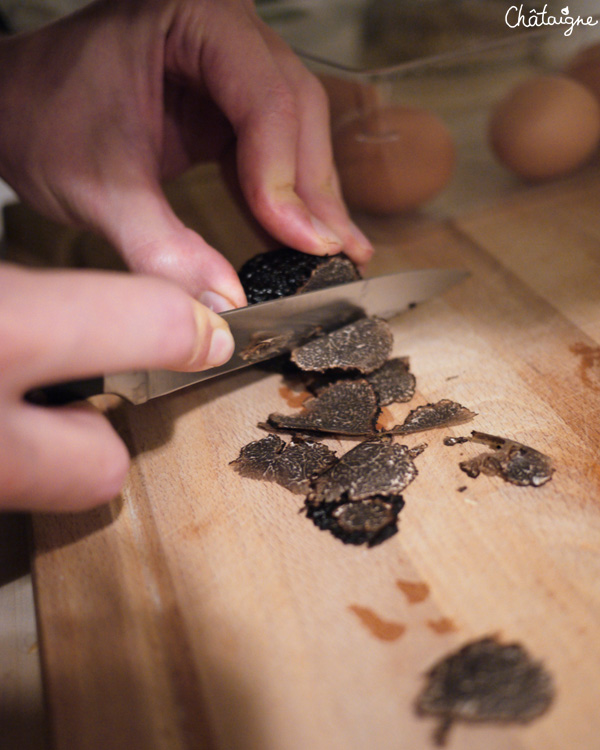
[506,4,598,35]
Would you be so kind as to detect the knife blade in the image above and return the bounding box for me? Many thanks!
[30,267,466,405]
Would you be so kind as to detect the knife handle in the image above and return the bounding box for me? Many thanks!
[25,376,105,406]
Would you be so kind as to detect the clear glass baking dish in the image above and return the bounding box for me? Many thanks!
[258,0,600,218]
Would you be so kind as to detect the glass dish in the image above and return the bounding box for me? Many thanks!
[258,0,600,218]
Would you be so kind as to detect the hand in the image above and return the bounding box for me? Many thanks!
[0,0,373,309]
[0,263,234,512]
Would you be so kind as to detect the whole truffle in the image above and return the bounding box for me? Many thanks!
[239,247,360,305]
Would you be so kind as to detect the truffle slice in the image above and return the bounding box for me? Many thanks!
[300,254,361,293]
[291,317,393,375]
[416,636,555,746]
[458,431,555,487]
[239,247,360,305]
[265,380,380,436]
[390,399,477,435]
[239,331,298,364]
[298,357,416,407]
[308,437,420,505]
[306,496,405,547]
[230,434,337,494]
[367,356,416,405]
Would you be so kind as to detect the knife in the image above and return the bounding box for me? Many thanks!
[29,267,466,406]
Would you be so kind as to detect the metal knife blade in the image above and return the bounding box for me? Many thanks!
[105,267,466,404]
[29,267,466,406]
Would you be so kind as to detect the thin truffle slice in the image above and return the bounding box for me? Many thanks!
[300,254,361,293]
[416,636,555,746]
[458,431,555,487]
[307,437,420,505]
[367,356,416,405]
[265,380,380,436]
[239,330,299,364]
[297,357,416,407]
[239,247,360,305]
[306,496,405,547]
[291,317,393,374]
[230,434,337,494]
[389,399,477,435]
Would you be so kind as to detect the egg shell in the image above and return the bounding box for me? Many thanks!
[565,42,600,104]
[489,74,600,181]
[332,105,456,215]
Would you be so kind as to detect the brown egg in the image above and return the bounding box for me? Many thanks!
[489,74,600,181]
[565,42,600,104]
[332,105,455,215]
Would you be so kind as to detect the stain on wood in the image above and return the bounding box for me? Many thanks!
[426,617,458,635]
[396,579,430,604]
[278,386,312,409]
[375,406,394,431]
[348,605,406,642]
[570,342,600,392]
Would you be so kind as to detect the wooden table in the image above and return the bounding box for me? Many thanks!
[4,160,599,749]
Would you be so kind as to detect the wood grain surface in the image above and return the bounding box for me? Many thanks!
[31,165,600,750]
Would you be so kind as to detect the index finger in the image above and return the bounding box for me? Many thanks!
[0,265,234,395]
[164,0,344,256]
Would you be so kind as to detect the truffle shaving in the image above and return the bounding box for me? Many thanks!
[291,317,393,374]
[307,437,420,505]
[230,434,337,494]
[416,636,555,745]
[389,399,477,435]
[297,356,416,406]
[300,254,361,293]
[265,380,380,436]
[458,431,555,487]
[306,496,404,547]
[239,331,298,363]
[367,356,416,405]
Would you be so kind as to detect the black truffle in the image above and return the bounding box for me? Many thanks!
[416,636,555,745]
[291,317,393,375]
[443,436,469,446]
[239,247,360,305]
[389,399,477,435]
[306,496,405,547]
[230,434,337,494]
[307,437,420,505]
[458,431,555,487]
[265,380,380,436]
[367,356,416,405]
[296,356,416,408]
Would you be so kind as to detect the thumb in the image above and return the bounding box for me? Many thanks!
[0,264,238,512]
[94,177,247,311]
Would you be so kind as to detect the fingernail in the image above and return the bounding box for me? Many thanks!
[309,214,343,251]
[206,327,235,368]
[190,301,235,370]
[199,290,235,313]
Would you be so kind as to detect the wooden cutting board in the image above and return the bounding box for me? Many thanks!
[30,164,600,750]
